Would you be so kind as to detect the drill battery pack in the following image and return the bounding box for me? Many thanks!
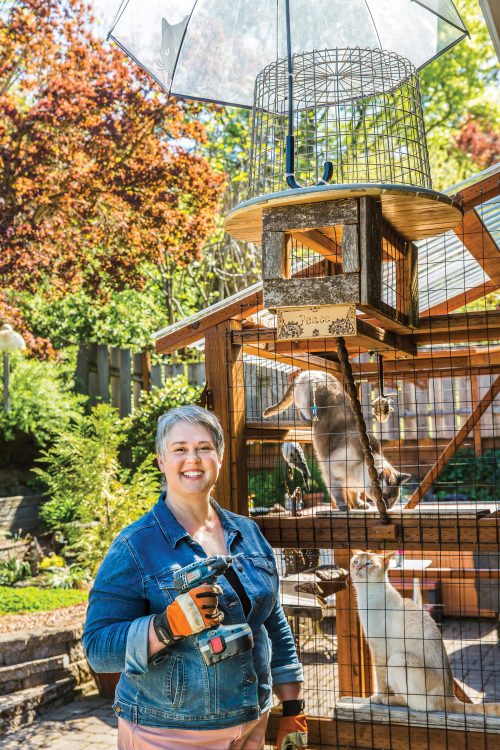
[198,623,253,666]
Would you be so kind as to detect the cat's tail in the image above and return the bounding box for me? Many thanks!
[445,698,500,717]
[263,383,295,418]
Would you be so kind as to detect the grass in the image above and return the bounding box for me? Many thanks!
[0,586,88,615]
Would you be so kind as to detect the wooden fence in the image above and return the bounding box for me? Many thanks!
[75,345,499,452]
[75,344,205,417]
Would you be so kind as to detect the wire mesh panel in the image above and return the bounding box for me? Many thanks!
[250,47,431,197]
[206,171,500,749]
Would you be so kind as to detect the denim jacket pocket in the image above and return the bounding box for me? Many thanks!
[165,653,186,708]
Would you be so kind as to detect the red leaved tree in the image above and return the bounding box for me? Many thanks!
[455,120,500,170]
[0,0,225,352]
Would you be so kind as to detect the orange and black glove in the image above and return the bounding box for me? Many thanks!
[153,584,223,646]
[276,701,308,750]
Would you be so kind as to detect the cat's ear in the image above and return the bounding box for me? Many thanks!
[399,473,412,484]
[381,551,395,569]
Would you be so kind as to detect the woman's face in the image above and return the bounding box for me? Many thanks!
[157,421,222,499]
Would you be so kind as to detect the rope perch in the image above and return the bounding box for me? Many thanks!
[336,337,391,524]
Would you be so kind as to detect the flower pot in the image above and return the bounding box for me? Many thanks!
[303,492,326,508]
[90,668,120,698]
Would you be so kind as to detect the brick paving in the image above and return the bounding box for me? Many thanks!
[1,618,498,749]
[0,693,117,750]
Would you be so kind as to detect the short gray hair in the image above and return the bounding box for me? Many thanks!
[156,405,224,459]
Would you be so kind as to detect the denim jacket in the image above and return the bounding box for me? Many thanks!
[83,495,303,729]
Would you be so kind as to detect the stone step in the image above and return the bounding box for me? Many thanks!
[0,624,83,667]
[0,677,77,735]
[0,654,91,695]
[0,678,96,736]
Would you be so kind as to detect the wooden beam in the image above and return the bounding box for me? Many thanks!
[265,319,416,357]
[416,310,500,333]
[455,209,500,286]
[156,287,262,355]
[290,228,341,264]
[350,346,500,380]
[255,511,500,552]
[455,167,500,212]
[335,549,374,698]
[205,321,247,514]
[242,343,342,377]
[421,281,499,316]
[267,713,499,750]
[405,375,500,509]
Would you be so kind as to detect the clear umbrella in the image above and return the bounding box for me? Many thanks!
[108,0,467,187]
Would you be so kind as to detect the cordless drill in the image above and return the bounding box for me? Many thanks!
[172,554,254,666]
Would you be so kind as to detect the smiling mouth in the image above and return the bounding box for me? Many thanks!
[182,471,204,479]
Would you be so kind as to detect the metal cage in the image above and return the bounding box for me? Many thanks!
[249,47,431,197]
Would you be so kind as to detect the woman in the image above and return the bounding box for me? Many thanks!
[83,405,308,750]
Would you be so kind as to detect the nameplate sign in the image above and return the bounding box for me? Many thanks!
[276,304,357,341]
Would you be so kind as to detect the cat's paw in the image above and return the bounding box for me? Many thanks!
[369,693,385,704]
[336,503,349,512]
[354,498,371,509]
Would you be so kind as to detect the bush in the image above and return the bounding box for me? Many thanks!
[435,448,500,502]
[0,350,85,448]
[123,376,202,468]
[248,459,328,508]
[36,403,159,575]
[0,558,32,586]
[0,586,88,615]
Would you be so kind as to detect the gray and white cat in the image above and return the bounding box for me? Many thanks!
[351,550,500,715]
[263,371,410,510]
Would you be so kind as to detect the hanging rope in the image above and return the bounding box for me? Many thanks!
[372,353,395,423]
[336,337,390,524]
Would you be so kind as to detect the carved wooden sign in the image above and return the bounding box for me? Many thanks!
[276,304,357,341]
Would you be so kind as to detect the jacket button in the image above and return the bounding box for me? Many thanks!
[114,706,122,713]
[245,674,257,683]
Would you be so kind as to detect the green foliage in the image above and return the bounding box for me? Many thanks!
[0,558,31,586]
[0,351,85,447]
[248,459,327,508]
[435,448,500,502]
[421,0,500,189]
[16,287,170,352]
[36,403,159,575]
[0,586,88,615]
[123,376,202,468]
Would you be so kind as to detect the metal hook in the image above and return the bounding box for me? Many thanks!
[285,136,334,190]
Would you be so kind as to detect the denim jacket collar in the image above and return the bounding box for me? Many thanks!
[152,493,242,549]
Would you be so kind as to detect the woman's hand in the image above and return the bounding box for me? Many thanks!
[167,584,224,637]
[151,583,224,652]
[276,714,308,750]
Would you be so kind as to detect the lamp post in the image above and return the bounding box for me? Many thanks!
[0,324,26,412]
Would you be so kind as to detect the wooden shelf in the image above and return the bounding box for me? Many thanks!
[225,184,463,243]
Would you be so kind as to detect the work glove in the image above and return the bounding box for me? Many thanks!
[153,584,223,646]
[276,714,308,750]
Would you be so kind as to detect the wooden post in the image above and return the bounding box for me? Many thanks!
[406,375,500,508]
[96,344,109,403]
[334,549,374,698]
[359,197,382,310]
[141,350,151,392]
[75,345,89,395]
[119,348,132,418]
[204,321,247,514]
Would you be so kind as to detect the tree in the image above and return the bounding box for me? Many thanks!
[420,0,500,189]
[0,0,225,345]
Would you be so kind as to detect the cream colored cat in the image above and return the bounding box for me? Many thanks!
[351,551,500,715]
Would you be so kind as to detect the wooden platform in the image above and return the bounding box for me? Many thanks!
[255,506,500,552]
[334,697,500,733]
[225,184,463,243]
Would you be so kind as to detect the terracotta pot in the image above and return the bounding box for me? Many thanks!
[90,668,120,698]
[303,492,326,507]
